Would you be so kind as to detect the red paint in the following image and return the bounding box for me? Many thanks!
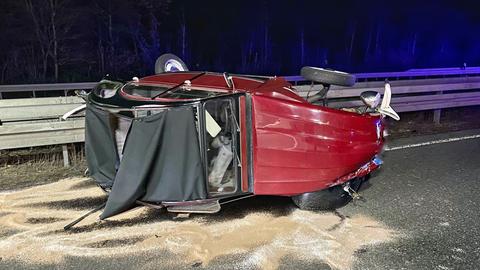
[329,159,380,188]
[252,77,305,103]
[250,95,383,196]
[140,72,263,92]
[120,73,265,102]
[116,72,385,196]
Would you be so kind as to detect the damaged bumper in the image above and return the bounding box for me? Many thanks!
[329,156,383,187]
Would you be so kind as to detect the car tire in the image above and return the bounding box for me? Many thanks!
[291,177,364,210]
[155,53,189,74]
[300,66,356,87]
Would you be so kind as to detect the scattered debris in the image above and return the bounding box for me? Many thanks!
[0,177,396,269]
[173,213,190,220]
[191,261,203,267]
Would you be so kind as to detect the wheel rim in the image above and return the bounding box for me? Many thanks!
[164,59,186,72]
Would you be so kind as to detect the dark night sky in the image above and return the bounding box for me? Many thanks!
[0,0,479,83]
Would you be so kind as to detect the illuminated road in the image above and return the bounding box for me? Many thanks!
[347,129,480,270]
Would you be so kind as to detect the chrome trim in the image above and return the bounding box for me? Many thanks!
[160,193,254,207]
[219,194,255,205]
[61,104,87,120]
[161,198,219,206]
[202,96,241,197]
[245,94,254,193]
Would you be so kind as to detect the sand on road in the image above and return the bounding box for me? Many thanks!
[0,177,396,269]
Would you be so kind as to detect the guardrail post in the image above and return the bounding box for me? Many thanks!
[62,144,70,167]
[433,91,443,124]
[433,109,441,124]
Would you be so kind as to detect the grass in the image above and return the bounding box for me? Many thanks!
[0,144,87,191]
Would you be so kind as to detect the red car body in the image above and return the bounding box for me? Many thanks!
[113,72,384,197]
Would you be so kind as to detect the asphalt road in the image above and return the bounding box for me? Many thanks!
[345,129,480,270]
[1,129,480,270]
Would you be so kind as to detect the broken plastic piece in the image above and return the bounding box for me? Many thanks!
[205,110,221,137]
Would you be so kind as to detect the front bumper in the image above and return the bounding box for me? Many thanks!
[329,156,383,187]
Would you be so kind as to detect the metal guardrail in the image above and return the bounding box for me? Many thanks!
[0,82,97,93]
[0,96,87,166]
[0,82,96,98]
[294,76,480,112]
[0,119,85,150]
[1,67,480,157]
[284,66,480,82]
[0,67,479,96]
[287,67,480,124]
[0,96,85,122]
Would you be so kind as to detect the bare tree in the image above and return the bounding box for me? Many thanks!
[347,22,357,60]
[179,7,187,61]
[25,0,50,80]
[24,0,78,82]
[49,0,59,81]
[410,32,418,56]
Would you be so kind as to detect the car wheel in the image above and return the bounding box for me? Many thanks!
[155,53,189,74]
[300,66,356,87]
[291,177,364,210]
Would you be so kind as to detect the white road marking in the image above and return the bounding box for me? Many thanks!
[385,134,480,151]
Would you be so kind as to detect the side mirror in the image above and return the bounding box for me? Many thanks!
[378,82,400,121]
[359,83,400,121]
[360,91,381,109]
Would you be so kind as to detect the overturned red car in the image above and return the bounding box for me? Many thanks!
[72,54,399,219]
